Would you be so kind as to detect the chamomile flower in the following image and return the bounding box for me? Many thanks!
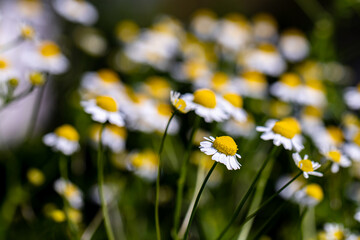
[54,178,83,209]
[194,71,231,93]
[314,126,344,151]
[53,0,98,25]
[222,114,255,138]
[256,117,304,152]
[170,90,190,113]
[323,223,349,240]
[321,148,351,173]
[294,183,323,206]
[142,76,171,100]
[43,124,80,155]
[127,149,159,181]
[279,29,309,62]
[199,136,241,170]
[344,84,360,110]
[300,106,324,138]
[219,92,247,122]
[252,13,278,42]
[292,153,323,178]
[344,132,360,162]
[298,79,327,108]
[22,40,69,74]
[190,9,218,40]
[182,88,229,123]
[90,124,127,153]
[270,73,303,103]
[234,71,268,99]
[81,95,125,127]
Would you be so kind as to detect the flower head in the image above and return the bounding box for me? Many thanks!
[292,153,323,178]
[43,124,80,155]
[321,148,351,173]
[170,91,190,113]
[294,183,323,206]
[199,136,241,170]
[256,117,304,152]
[54,178,83,209]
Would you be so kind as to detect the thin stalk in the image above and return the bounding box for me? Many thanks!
[172,116,201,238]
[216,146,279,240]
[183,162,218,240]
[155,111,176,240]
[81,210,103,240]
[97,124,115,240]
[237,149,275,240]
[59,154,68,180]
[251,201,288,240]
[298,207,308,240]
[239,171,303,227]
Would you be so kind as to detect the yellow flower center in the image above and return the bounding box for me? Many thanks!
[107,124,127,138]
[272,117,301,139]
[305,184,323,201]
[223,93,243,108]
[333,230,345,240]
[64,184,77,198]
[50,210,66,222]
[242,71,267,90]
[327,150,341,163]
[253,13,277,26]
[21,25,35,39]
[280,73,302,87]
[116,20,139,43]
[185,61,207,79]
[132,150,159,168]
[327,126,344,145]
[97,69,120,83]
[157,103,172,116]
[298,159,314,172]
[305,79,324,91]
[303,106,322,118]
[146,76,170,99]
[0,59,8,69]
[258,43,276,53]
[27,168,45,186]
[212,72,229,91]
[173,98,187,113]
[357,84,360,92]
[29,72,45,86]
[213,136,238,156]
[353,132,360,147]
[193,89,217,108]
[40,41,60,57]
[55,125,79,141]
[95,96,117,112]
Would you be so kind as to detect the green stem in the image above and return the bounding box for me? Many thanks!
[298,207,308,240]
[237,148,275,240]
[59,154,68,180]
[155,111,176,240]
[216,146,279,240]
[239,171,303,228]
[183,162,218,240]
[97,124,115,240]
[251,201,288,240]
[172,116,201,238]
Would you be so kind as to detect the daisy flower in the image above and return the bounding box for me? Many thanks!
[300,106,324,138]
[194,71,231,93]
[53,0,98,25]
[190,9,218,40]
[234,71,268,99]
[219,92,247,122]
[252,13,278,42]
[279,29,309,62]
[292,152,323,178]
[43,124,80,155]
[344,132,360,162]
[127,149,159,181]
[81,95,125,127]
[321,148,351,173]
[323,223,349,240]
[199,136,241,170]
[313,126,344,151]
[270,73,303,103]
[344,84,360,110]
[22,40,69,74]
[90,124,127,153]
[298,79,327,108]
[222,114,255,138]
[170,90,190,113]
[54,178,83,209]
[256,117,304,152]
[142,76,171,100]
[294,183,324,206]
[182,88,229,123]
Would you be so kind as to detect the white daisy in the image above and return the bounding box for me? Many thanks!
[222,114,255,138]
[252,13,278,42]
[54,178,83,209]
[294,183,323,206]
[182,88,229,123]
[344,132,360,162]
[52,0,98,25]
[190,9,218,40]
[219,92,247,122]
[256,117,304,152]
[127,149,159,181]
[199,135,241,170]
[323,223,349,240]
[170,90,191,114]
[90,124,127,153]
[344,84,360,110]
[81,95,125,127]
[279,29,309,62]
[233,71,268,99]
[298,79,327,108]
[270,73,303,103]
[22,40,69,74]
[43,124,80,155]
[292,153,323,178]
[321,148,351,173]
